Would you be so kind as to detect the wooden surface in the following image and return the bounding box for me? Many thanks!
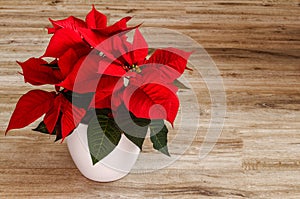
[0,0,299,198]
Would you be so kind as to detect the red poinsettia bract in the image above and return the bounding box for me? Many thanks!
[5,90,85,140]
[6,6,135,139]
[17,5,135,92]
[93,29,192,125]
[44,5,136,59]
[6,6,191,142]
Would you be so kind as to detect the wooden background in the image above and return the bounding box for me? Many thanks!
[0,0,299,198]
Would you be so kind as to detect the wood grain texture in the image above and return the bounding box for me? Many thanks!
[0,0,299,198]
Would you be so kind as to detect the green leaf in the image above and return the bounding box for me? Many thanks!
[149,120,170,156]
[32,121,52,134]
[54,131,62,142]
[95,108,112,116]
[87,114,122,165]
[173,79,189,89]
[42,63,59,69]
[147,48,156,58]
[32,121,63,142]
[61,90,94,109]
[124,132,146,150]
[122,115,150,150]
[114,106,150,150]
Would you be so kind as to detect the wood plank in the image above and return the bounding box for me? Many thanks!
[0,0,299,198]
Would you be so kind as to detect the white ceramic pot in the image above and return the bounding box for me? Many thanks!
[66,123,140,182]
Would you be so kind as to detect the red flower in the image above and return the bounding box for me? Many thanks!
[78,16,135,49]
[44,5,136,59]
[6,90,56,134]
[17,58,62,86]
[18,49,102,93]
[7,7,140,139]
[5,90,85,140]
[18,6,136,92]
[94,29,192,124]
[6,6,191,141]
[44,93,86,139]
[13,53,92,139]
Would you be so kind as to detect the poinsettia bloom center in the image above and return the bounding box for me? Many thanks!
[123,63,141,73]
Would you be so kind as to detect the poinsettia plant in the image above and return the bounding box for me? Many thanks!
[6,6,191,165]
